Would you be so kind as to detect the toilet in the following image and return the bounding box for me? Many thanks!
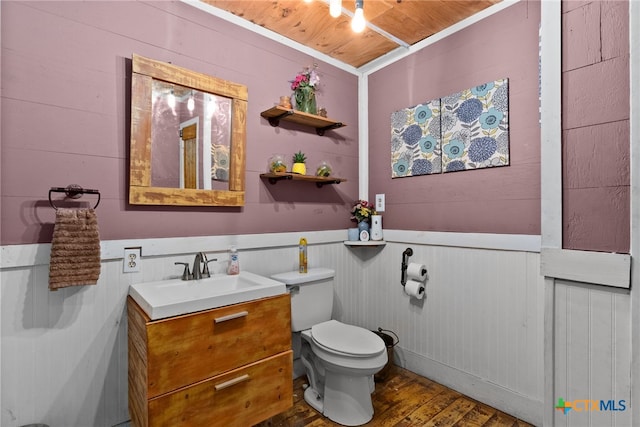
[271,268,387,426]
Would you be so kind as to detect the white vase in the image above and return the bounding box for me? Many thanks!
[371,215,383,240]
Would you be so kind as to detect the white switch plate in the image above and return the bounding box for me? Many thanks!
[375,194,385,212]
[123,247,141,273]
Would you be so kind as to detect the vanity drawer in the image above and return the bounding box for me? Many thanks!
[145,293,291,398]
[148,350,293,427]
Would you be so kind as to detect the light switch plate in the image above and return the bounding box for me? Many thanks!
[123,247,141,273]
[375,194,385,212]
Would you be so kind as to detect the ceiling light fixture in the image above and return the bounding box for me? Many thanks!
[187,91,195,112]
[351,0,366,33]
[329,0,342,18]
[167,90,176,109]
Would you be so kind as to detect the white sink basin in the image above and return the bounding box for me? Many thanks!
[128,271,287,320]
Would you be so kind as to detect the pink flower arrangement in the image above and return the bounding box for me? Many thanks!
[290,65,320,91]
[350,200,374,223]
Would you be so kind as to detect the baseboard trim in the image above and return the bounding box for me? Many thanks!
[395,347,542,426]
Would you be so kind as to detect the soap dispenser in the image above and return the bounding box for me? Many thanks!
[227,245,240,275]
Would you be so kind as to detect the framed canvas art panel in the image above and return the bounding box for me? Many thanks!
[390,98,442,178]
[441,78,510,172]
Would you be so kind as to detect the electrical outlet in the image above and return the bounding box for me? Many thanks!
[123,247,141,273]
[375,194,385,212]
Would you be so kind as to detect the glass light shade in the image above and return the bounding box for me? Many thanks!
[351,7,365,33]
[206,95,217,118]
[329,0,342,17]
[187,96,195,112]
[167,91,176,109]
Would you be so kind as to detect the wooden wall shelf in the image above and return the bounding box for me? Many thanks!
[260,173,346,188]
[260,106,346,136]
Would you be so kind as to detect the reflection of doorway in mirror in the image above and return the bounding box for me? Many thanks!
[179,118,199,189]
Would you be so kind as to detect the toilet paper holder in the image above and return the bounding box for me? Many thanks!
[401,248,426,287]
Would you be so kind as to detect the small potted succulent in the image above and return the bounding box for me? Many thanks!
[291,151,307,175]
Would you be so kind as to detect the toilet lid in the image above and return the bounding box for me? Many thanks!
[311,320,385,357]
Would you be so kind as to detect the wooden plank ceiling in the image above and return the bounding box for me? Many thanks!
[201,0,502,68]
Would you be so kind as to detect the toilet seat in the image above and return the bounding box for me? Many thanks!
[311,320,385,357]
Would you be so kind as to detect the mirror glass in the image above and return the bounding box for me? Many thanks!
[151,80,232,190]
[130,54,247,206]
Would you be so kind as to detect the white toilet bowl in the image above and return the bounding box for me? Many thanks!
[270,268,388,426]
[300,320,387,426]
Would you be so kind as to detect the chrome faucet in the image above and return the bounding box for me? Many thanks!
[201,253,216,278]
[192,252,205,280]
[174,262,192,280]
[176,252,217,281]
[197,252,218,279]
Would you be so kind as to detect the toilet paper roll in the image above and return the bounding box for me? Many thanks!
[407,263,428,281]
[404,279,425,299]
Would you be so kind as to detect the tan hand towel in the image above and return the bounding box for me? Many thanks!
[48,208,101,290]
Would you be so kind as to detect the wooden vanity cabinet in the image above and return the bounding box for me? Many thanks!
[128,293,293,427]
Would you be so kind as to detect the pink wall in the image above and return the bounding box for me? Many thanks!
[368,1,541,235]
[562,0,630,253]
[2,1,630,250]
[0,1,360,245]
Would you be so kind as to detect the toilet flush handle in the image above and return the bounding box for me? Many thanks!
[287,285,300,294]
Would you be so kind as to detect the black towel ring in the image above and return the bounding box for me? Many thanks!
[48,184,101,210]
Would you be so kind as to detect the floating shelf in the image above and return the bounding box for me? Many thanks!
[344,240,387,246]
[260,173,346,188]
[260,106,346,136]
[343,240,386,247]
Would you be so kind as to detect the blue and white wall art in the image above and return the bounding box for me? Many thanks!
[391,78,509,177]
[390,98,441,178]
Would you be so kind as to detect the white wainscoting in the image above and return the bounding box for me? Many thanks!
[1,259,131,427]
[553,280,632,427]
[0,232,353,427]
[1,230,546,426]
[346,241,545,425]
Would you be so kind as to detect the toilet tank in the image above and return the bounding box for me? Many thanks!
[271,268,335,332]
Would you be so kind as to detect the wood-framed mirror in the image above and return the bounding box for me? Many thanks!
[129,54,247,206]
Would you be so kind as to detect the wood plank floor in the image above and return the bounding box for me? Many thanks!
[256,366,535,427]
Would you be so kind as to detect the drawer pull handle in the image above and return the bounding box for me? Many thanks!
[214,374,250,391]
[214,311,249,323]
